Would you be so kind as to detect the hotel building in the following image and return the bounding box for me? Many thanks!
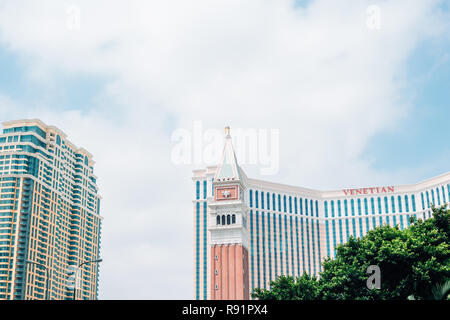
[193,128,450,300]
[0,119,102,300]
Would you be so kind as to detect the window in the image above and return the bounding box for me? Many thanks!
[255,191,259,208]
[196,181,200,200]
[289,196,292,213]
[203,180,207,199]
[337,200,341,217]
[261,192,264,210]
[227,215,231,225]
[447,184,450,203]
[294,197,298,214]
[316,200,319,217]
[442,186,446,203]
[331,200,334,217]
[232,214,236,224]
[221,215,225,225]
[216,215,220,225]
[391,196,396,213]
[272,194,276,212]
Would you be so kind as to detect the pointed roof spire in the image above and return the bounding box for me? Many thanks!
[225,126,231,138]
[215,126,242,181]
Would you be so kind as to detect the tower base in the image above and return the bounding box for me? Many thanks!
[210,244,249,300]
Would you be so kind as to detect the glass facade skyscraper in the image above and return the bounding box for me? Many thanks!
[0,119,102,300]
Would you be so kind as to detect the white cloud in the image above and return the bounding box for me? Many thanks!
[0,0,447,298]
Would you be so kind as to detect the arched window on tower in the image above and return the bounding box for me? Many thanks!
[227,215,231,225]
[232,214,236,224]
[222,215,226,225]
[216,215,220,225]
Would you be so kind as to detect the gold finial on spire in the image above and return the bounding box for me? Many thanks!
[225,126,230,137]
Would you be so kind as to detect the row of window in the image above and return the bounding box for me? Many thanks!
[249,190,319,217]
[249,210,322,291]
[2,126,46,139]
[195,180,209,200]
[194,201,208,300]
[216,214,236,225]
[421,185,449,210]
[249,184,450,218]
[324,195,416,218]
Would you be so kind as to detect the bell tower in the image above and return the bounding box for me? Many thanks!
[209,127,250,300]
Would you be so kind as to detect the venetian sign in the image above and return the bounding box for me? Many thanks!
[343,186,395,196]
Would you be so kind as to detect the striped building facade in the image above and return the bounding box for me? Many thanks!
[193,128,450,300]
[0,119,102,300]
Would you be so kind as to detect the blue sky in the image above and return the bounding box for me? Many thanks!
[365,34,450,183]
[0,0,449,299]
[0,48,108,112]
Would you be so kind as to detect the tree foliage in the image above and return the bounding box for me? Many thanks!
[252,274,320,300]
[252,205,450,300]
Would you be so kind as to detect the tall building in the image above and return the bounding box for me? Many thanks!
[208,127,249,300]
[193,128,450,300]
[0,119,102,300]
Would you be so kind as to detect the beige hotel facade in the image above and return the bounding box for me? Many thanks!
[0,119,102,300]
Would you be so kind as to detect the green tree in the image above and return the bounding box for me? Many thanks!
[252,205,450,300]
[252,274,320,300]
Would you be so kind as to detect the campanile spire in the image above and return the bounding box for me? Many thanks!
[225,126,231,138]
[214,127,241,182]
[208,127,250,300]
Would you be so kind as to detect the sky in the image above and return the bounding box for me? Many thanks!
[0,0,449,299]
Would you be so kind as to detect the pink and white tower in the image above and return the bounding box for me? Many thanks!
[208,127,250,300]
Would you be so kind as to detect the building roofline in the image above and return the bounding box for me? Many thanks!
[3,118,68,136]
[246,171,450,197]
[2,118,94,163]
